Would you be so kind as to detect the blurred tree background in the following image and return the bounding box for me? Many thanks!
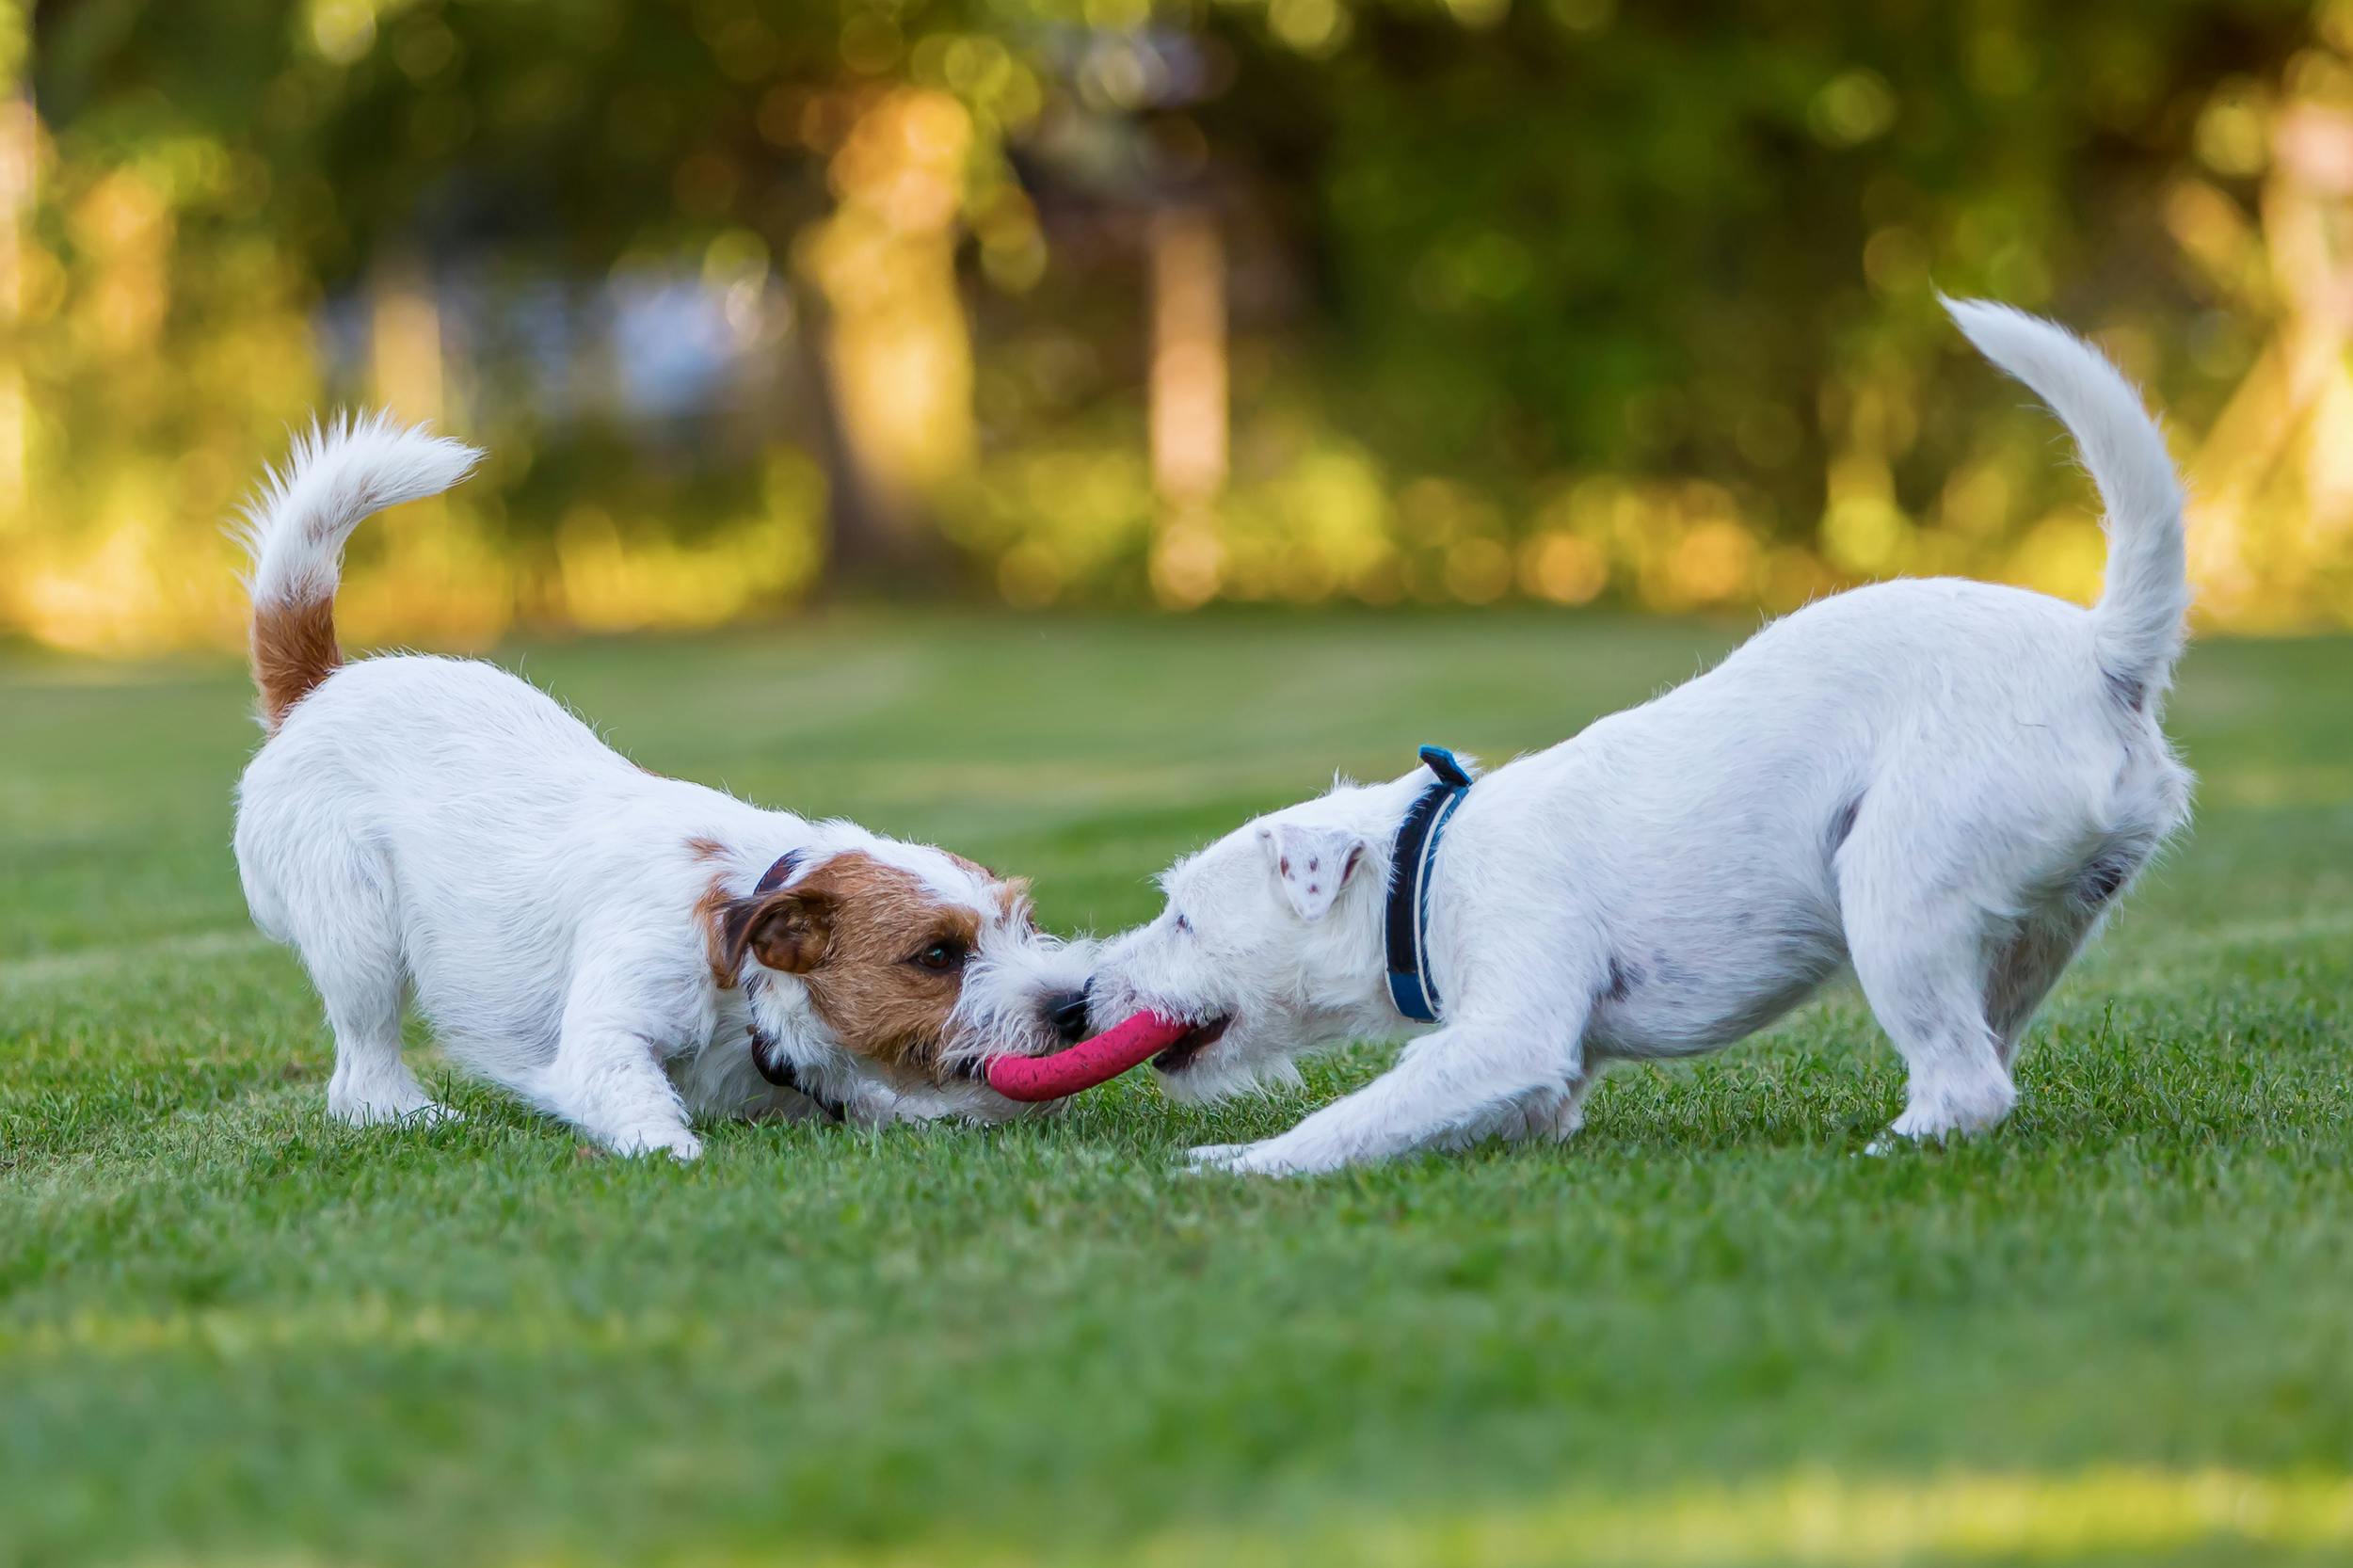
[4,0,2350,652]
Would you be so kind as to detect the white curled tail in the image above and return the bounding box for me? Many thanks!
[1944,297,2189,708]
[236,412,482,730]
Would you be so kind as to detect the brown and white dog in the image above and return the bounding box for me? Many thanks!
[231,415,1094,1160]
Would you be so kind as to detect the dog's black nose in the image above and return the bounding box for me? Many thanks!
[1047,989,1091,1044]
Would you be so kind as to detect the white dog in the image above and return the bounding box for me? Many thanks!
[1087,300,2194,1176]
[232,416,1094,1160]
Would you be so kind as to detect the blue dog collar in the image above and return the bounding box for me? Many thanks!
[1384,744,1472,1023]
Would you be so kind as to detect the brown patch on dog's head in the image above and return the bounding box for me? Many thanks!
[699,850,985,1079]
[940,849,1037,931]
[936,849,1044,930]
[995,875,1037,930]
[251,594,343,730]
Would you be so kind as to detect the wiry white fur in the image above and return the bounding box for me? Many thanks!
[232,417,1091,1160]
[236,411,484,613]
[1088,301,2196,1176]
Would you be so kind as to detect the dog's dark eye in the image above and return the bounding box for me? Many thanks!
[912,939,968,973]
[1173,912,1193,935]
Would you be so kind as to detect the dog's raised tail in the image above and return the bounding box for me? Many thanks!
[1944,296,2189,709]
[237,412,483,730]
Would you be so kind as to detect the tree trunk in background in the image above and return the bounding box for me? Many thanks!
[1149,204,1227,510]
[2179,90,2353,628]
[369,250,444,425]
[1146,205,1228,608]
[797,88,975,596]
[361,252,507,645]
[792,280,952,590]
[0,75,35,525]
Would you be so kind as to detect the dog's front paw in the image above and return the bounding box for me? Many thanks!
[1493,1085,1585,1145]
[1183,1137,1341,1178]
[611,1126,704,1162]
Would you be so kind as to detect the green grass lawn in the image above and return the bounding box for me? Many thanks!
[3,611,2350,1568]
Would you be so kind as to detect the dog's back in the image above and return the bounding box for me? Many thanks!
[235,652,721,1059]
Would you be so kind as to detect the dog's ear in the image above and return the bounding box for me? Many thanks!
[1258,824,1367,922]
[723,888,836,975]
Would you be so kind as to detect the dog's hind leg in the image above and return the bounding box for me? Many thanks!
[1838,863,2016,1143]
[291,851,454,1128]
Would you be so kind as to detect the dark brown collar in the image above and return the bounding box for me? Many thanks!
[748,1022,847,1123]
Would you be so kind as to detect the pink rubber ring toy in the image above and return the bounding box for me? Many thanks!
[984,1012,1192,1102]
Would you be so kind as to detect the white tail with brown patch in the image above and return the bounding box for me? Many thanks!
[236,412,483,729]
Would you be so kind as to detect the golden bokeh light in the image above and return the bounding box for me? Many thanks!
[6,1,2353,651]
